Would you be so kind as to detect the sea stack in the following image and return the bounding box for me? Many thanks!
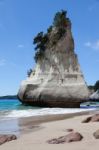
[18,10,89,108]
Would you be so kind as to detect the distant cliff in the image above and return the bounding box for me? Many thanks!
[0,95,17,99]
[18,10,89,108]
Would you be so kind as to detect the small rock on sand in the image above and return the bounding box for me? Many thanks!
[82,114,99,123]
[0,134,17,145]
[47,132,83,144]
[93,130,99,139]
[66,129,74,132]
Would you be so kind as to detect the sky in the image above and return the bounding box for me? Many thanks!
[0,0,99,96]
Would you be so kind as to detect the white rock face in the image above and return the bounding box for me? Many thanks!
[90,90,99,99]
[18,19,89,107]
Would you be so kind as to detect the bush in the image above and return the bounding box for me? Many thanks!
[47,26,53,33]
[33,32,48,62]
[94,80,99,91]
[27,69,32,77]
[33,10,68,62]
[34,50,44,62]
[53,10,67,28]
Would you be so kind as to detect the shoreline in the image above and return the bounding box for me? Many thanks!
[2,109,96,136]
[0,108,96,136]
[0,109,96,136]
[0,109,99,150]
[18,109,96,135]
[19,109,94,126]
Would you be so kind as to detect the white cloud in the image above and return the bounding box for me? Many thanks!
[85,42,91,47]
[17,44,24,48]
[0,59,6,66]
[84,40,99,51]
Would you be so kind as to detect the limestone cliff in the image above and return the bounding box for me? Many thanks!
[18,11,89,108]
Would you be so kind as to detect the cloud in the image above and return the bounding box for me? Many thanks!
[0,59,19,68]
[0,59,6,66]
[17,44,24,48]
[84,40,99,51]
[85,42,91,47]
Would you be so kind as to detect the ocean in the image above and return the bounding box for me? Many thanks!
[0,99,94,118]
[0,99,95,135]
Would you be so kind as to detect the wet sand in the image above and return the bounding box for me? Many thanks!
[0,110,99,150]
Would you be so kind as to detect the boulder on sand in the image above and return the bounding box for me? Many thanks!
[93,130,99,139]
[0,134,17,145]
[47,132,83,144]
[82,114,99,123]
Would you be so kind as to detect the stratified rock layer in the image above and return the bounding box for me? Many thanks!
[18,15,89,108]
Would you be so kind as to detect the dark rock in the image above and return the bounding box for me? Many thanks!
[91,114,99,122]
[0,134,17,145]
[82,117,92,123]
[66,129,74,132]
[93,130,99,139]
[47,132,83,144]
[82,114,99,123]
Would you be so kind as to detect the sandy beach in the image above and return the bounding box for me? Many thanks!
[0,110,99,150]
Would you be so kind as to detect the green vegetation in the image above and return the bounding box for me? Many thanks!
[27,68,32,77]
[47,25,53,33]
[88,80,99,92]
[53,10,67,27]
[94,80,99,91]
[33,32,48,62]
[88,85,94,91]
[33,10,69,62]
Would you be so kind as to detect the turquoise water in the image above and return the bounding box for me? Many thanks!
[0,99,95,135]
[0,99,95,119]
[0,99,38,111]
[0,99,41,135]
[0,99,21,110]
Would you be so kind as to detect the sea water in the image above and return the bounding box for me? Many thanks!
[0,99,95,135]
[0,99,95,119]
[0,99,94,119]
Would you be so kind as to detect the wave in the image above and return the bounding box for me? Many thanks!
[0,108,95,119]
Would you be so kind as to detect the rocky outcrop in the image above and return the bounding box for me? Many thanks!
[82,114,99,123]
[47,132,83,144]
[18,11,89,108]
[0,134,17,145]
[90,90,99,100]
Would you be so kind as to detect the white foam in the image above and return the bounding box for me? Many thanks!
[5,108,94,118]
